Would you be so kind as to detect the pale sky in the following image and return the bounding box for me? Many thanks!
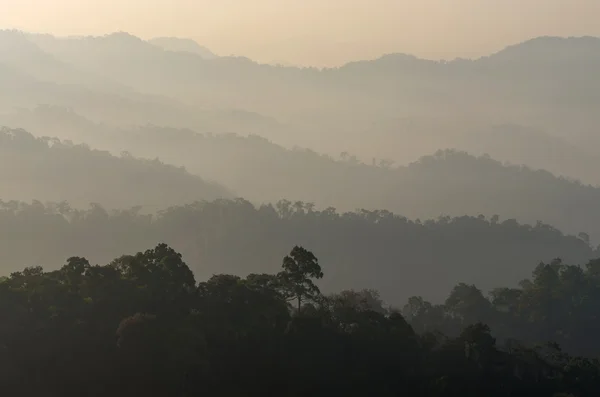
[2,0,600,66]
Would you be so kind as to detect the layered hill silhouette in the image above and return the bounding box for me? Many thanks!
[458,123,600,184]
[0,30,283,137]
[1,30,599,176]
[23,32,600,112]
[0,128,231,209]
[0,198,594,304]
[2,30,600,243]
[3,114,600,244]
[149,37,218,59]
[1,28,599,305]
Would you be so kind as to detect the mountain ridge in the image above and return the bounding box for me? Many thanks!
[149,37,218,59]
[0,127,233,209]
[5,112,600,245]
[5,29,599,69]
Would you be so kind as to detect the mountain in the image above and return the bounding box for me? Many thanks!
[1,30,599,304]
[0,31,283,137]
[456,124,600,185]
[5,110,600,244]
[26,31,599,112]
[0,127,231,209]
[486,36,600,65]
[0,30,133,94]
[108,132,600,244]
[4,30,598,158]
[0,198,594,304]
[149,37,218,59]
[10,31,600,116]
[2,30,600,201]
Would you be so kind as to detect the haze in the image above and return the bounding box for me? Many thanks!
[4,2,600,392]
[2,0,600,66]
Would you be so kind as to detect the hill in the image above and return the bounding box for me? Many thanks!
[0,127,231,209]
[0,31,283,137]
[3,242,600,396]
[457,123,600,185]
[0,30,129,92]
[3,112,600,242]
[0,198,594,305]
[2,30,599,177]
[149,37,218,59]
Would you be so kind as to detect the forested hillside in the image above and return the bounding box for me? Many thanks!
[2,243,600,396]
[0,128,231,209]
[406,256,600,357]
[0,198,593,303]
[1,8,599,396]
[5,117,600,242]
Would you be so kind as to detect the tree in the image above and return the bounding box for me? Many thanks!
[578,232,591,246]
[460,323,496,361]
[60,256,90,292]
[278,246,323,311]
[446,283,492,325]
[2,240,600,395]
[329,289,387,315]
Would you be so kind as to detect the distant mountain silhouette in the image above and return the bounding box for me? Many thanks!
[0,31,282,137]
[4,29,600,312]
[486,36,600,64]
[0,30,132,94]
[457,124,600,185]
[2,29,600,199]
[149,37,218,59]
[5,107,600,243]
[0,127,232,209]
[7,31,600,110]
[0,198,594,304]
[19,30,599,109]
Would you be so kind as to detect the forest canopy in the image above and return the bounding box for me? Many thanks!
[0,198,594,304]
[2,28,600,396]
[2,243,600,396]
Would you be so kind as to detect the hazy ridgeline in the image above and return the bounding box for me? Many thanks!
[2,30,600,174]
[2,30,600,295]
[2,23,600,396]
[3,126,600,246]
[0,197,594,305]
[0,128,231,209]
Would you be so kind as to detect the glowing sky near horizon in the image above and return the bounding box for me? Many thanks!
[2,0,599,66]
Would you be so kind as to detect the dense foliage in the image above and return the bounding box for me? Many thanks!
[3,29,600,396]
[406,256,600,358]
[0,198,594,304]
[2,244,600,396]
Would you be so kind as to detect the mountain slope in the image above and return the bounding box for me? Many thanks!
[0,30,133,94]
[456,124,600,184]
[5,110,600,243]
[0,127,232,209]
[0,31,283,137]
[0,199,594,304]
[149,37,218,59]
[13,30,600,154]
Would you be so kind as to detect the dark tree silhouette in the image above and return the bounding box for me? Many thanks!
[278,246,324,311]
